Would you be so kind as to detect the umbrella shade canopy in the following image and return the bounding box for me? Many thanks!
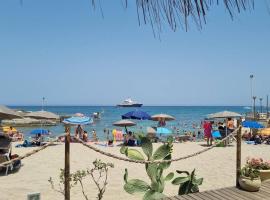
[25,111,60,120]
[258,128,270,136]
[212,131,222,138]
[63,116,92,125]
[242,121,265,129]
[147,127,157,134]
[151,114,175,121]
[30,129,50,135]
[0,105,22,120]
[113,120,136,127]
[207,111,242,119]
[157,127,172,135]
[122,110,151,120]
[74,113,84,117]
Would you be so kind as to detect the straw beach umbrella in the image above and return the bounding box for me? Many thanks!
[25,110,60,120]
[207,110,242,140]
[0,105,22,120]
[113,119,136,133]
[151,114,175,121]
[207,111,242,119]
[147,127,156,134]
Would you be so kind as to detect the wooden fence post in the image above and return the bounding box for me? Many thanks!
[236,125,242,188]
[64,125,71,200]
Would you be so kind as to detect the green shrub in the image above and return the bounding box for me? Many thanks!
[172,169,203,195]
[120,137,174,200]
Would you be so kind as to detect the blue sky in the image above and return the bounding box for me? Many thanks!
[0,1,270,106]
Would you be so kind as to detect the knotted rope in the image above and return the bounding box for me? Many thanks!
[0,128,239,167]
[74,128,239,164]
[0,140,57,168]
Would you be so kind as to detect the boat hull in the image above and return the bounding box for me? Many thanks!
[117,104,143,107]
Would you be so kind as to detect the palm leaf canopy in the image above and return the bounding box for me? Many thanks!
[93,0,257,31]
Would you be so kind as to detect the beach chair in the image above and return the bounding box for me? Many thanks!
[0,148,13,175]
[0,133,21,175]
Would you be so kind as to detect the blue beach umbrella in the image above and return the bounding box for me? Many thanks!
[122,110,151,120]
[242,121,265,129]
[63,116,92,125]
[212,131,222,138]
[30,129,49,135]
[157,127,172,136]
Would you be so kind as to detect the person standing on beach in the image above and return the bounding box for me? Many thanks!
[203,121,213,146]
[227,118,235,133]
[92,129,98,141]
[107,129,110,141]
[75,125,83,138]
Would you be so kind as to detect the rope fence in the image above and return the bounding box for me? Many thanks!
[73,128,240,164]
[0,139,57,168]
[0,128,239,167]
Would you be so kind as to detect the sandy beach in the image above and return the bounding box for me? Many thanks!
[0,141,269,200]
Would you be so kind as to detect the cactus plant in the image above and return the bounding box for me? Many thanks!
[172,169,203,195]
[120,137,174,200]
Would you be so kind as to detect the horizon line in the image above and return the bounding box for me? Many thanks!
[7,104,251,107]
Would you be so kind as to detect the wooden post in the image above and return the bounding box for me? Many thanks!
[236,125,242,188]
[64,125,71,200]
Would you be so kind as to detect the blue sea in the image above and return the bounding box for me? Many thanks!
[9,106,249,140]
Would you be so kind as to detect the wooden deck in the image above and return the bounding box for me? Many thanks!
[165,180,270,200]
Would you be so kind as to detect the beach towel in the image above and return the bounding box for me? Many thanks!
[15,140,45,148]
[16,140,32,148]
[246,141,255,145]
[95,143,114,147]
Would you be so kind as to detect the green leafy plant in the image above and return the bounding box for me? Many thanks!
[172,169,203,195]
[215,139,225,147]
[241,165,260,180]
[133,132,145,146]
[49,159,114,200]
[120,137,174,200]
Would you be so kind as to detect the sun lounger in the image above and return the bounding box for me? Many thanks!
[0,134,21,175]
[0,150,21,175]
[175,135,191,142]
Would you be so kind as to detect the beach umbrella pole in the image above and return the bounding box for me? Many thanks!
[64,124,71,200]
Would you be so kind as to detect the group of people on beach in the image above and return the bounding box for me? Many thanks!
[4,126,24,142]
[242,130,270,145]
[203,118,236,146]
[75,125,98,142]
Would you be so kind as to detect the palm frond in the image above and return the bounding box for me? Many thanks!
[129,0,257,32]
